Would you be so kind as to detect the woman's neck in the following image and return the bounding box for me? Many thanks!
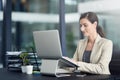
[85,33,98,51]
[88,33,98,43]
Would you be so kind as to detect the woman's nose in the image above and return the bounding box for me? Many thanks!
[80,26,85,32]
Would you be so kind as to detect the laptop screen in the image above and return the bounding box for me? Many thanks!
[33,30,62,59]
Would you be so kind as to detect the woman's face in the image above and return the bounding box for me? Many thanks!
[80,18,97,37]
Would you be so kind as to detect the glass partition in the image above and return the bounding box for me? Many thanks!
[1,0,120,72]
[11,0,59,52]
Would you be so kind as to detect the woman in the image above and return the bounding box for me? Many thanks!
[73,12,113,74]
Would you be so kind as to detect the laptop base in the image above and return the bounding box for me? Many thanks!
[40,59,74,77]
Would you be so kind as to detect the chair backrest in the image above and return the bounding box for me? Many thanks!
[109,51,120,75]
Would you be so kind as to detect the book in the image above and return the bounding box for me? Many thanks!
[60,57,79,68]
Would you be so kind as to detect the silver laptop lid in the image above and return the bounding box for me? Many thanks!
[33,30,62,59]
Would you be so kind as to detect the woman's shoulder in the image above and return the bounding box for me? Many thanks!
[99,37,113,45]
[77,38,87,45]
[78,38,86,42]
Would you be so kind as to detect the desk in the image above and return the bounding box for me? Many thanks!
[0,68,119,80]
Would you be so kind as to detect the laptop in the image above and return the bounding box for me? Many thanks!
[33,30,78,67]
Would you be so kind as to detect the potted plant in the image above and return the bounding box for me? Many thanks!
[19,52,33,74]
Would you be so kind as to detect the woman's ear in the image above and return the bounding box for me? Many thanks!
[93,21,97,28]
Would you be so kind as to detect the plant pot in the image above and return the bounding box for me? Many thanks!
[26,65,33,74]
[21,66,26,73]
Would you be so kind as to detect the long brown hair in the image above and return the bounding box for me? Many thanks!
[80,12,105,37]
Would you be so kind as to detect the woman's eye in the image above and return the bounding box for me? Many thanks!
[84,24,87,27]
